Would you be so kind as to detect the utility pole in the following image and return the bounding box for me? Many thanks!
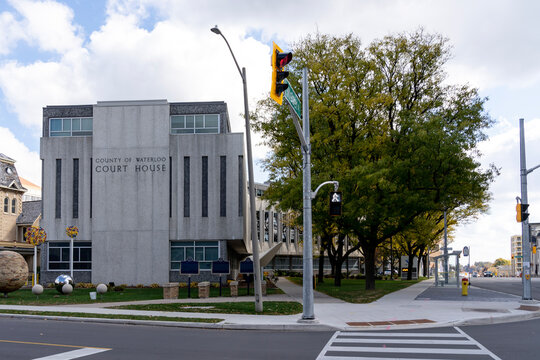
[301,67,315,320]
[443,210,448,284]
[519,118,533,300]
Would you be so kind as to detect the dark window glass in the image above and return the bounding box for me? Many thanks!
[220,156,226,217]
[73,158,79,218]
[3,198,7,213]
[202,156,208,217]
[184,157,190,217]
[55,159,61,218]
[238,155,243,216]
[11,198,16,213]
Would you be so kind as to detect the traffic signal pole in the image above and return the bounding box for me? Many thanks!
[519,118,532,300]
[301,67,315,320]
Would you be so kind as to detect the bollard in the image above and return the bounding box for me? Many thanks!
[461,277,469,296]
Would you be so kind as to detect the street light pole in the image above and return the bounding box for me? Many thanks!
[211,25,263,312]
[519,118,532,300]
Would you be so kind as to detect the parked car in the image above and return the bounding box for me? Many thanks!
[483,271,493,277]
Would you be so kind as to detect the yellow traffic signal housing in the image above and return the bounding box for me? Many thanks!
[516,203,529,222]
[270,42,292,105]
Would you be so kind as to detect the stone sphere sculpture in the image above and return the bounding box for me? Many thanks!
[0,251,29,297]
[96,283,107,294]
[54,274,74,293]
[62,283,73,295]
[32,284,44,296]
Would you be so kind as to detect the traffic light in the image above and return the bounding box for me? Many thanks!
[516,203,529,222]
[270,42,292,105]
[329,191,342,216]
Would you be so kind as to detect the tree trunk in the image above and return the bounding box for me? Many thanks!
[364,247,376,290]
[318,247,325,284]
[407,253,414,280]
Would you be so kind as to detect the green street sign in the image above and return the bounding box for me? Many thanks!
[283,79,301,120]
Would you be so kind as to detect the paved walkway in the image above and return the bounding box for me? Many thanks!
[0,278,539,331]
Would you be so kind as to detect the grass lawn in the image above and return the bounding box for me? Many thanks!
[288,277,424,303]
[113,301,303,315]
[0,286,283,306]
[0,309,222,323]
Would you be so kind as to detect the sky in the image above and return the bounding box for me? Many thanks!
[0,0,539,264]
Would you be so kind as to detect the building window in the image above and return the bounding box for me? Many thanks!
[238,155,243,217]
[220,156,226,217]
[3,197,8,213]
[282,216,287,243]
[170,114,219,134]
[11,198,16,214]
[264,212,269,242]
[170,241,219,271]
[202,156,208,217]
[50,118,93,137]
[48,241,92,270]
[55,159,61,218]
[73,158,79,218]
[184,157,190,217]
[273,213,279,242]
[256,211,261,242]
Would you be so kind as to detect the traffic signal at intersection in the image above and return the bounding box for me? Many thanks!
[270,42,292,105]
[516,203,529,222]
[329,191,342,216]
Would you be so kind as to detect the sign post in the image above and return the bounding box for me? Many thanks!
[180,259,199,298]
[240,258,254,295]
[211,259,230,296]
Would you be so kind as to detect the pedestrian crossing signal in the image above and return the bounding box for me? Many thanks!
[329,191,342,216]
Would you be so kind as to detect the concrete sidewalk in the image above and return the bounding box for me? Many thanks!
[0,278,539,331]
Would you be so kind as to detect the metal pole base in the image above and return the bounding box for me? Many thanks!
[298,317,318,323]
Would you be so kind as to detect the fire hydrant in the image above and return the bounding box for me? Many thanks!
[461,277,469,296]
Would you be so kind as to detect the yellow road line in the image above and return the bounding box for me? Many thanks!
[0,339,111,350]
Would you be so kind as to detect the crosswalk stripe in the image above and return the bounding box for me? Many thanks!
[317,328,501,359]
[321,356,463,360]
[338,332,464,337]
[326,346,487,355]
[32,347,110,360]
[333,338,473,345]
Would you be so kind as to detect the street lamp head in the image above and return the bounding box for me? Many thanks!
[211,25,221,35]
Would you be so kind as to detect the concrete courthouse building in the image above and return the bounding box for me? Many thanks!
[40,100,251,285]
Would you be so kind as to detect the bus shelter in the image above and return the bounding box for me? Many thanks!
[433,250,462,287]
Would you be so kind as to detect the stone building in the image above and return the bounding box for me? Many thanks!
[40,100,251,285]
[0,153,41,274]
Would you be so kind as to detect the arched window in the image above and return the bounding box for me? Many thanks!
[3,197,8,213]
[11,198,16,214]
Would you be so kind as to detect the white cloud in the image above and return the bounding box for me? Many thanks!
[0,127,41,184]
[7,0,83,54]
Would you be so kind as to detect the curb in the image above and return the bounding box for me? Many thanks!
[0,312,339,332]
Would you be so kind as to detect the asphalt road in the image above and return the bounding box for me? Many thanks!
[0,317,333,360]
[2,315,539,359]
[469,276,540,300]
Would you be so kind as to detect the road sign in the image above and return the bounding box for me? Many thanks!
[463,246,469,256]
[283,79,301,120]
